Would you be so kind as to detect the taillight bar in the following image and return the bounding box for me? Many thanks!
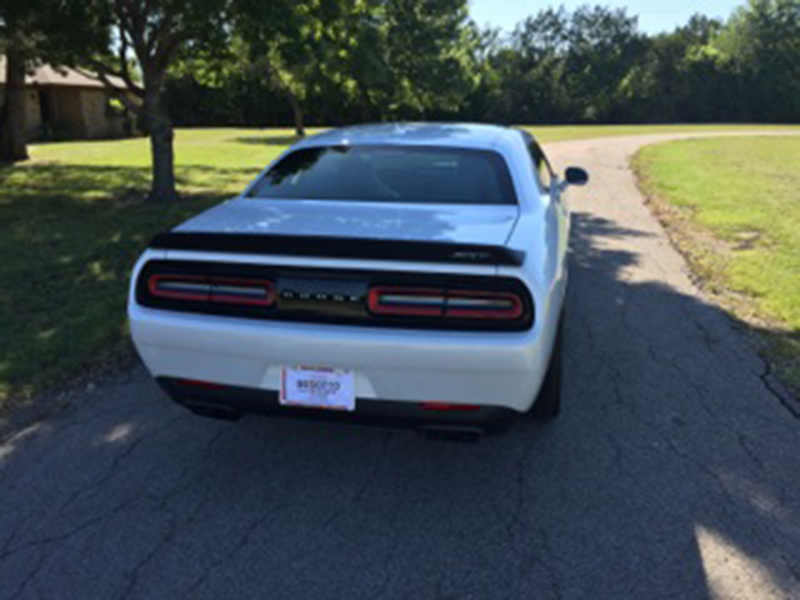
[368,287,446,316]
[138,260,533,331]
[210,279,275,306]
[368,286,526,321]
[148,275,210,301]
[148,274,275,307]
[445,290,523,320]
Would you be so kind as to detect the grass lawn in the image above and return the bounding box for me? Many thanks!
[0,129,294,406]
[531,123,800,143]
[635,137,800,391]
[2,125,800,409]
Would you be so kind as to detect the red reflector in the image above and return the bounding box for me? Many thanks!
[420,402,481,412]
[177,379,227,390]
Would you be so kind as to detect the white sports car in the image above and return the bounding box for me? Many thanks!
[129,123,588,440]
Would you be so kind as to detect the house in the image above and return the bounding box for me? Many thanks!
[0,57,136,141]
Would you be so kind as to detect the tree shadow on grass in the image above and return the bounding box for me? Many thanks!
[1,210,799,597]
[0,163,254,203]
[0,162,253,407]
[234,134,304,147]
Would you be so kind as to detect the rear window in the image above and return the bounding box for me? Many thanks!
[247,145,517,205]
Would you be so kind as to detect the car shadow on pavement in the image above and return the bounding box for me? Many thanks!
[1,212,799,599]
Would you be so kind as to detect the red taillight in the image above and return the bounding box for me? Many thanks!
[445,290,523,320]
[420,402,481,412]
[148,275,210,302]
[209,279,275,306]
[368,286,525,320]
[148,275,275,307]
[368,287,446,316]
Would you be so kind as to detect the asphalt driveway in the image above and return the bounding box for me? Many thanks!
[1,134,799,599]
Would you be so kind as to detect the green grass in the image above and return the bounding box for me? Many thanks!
[635,137,800,390]
[530,123,800,143]
[0,129,297,405]
[2,125,800,408]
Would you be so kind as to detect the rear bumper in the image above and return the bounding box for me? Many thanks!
[130,304,553,414]
[158,377,518,436]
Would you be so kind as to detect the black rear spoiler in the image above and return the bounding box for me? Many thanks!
[149,232,525,266]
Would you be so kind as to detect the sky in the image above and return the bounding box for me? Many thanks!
[469,0,744,34]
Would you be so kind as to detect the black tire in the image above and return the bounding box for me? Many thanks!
[531,312,564,421]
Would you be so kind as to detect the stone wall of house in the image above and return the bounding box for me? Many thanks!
[79,89,127,139]
[24,88,42,137]
[0,85,42,139]
[1,84,134,141]
[51,87,87,138]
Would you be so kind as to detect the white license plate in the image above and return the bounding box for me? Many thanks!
[279,366,356,411]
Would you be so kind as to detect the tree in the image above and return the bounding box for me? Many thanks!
[714,0,800,122]
[95,0,800,130]
[235,0,373,136]
[614,15,726,123]
[234,0,309,136]
[0,30,29,162]
[73,0,233,201]
[562,6,644,122]
[478,6,642,124]
[235,0,478,130]
[376,0,478,119]
[1,0,49,162]
[250,48,308,137]
[506,7,571,123]
[1,0,109,162]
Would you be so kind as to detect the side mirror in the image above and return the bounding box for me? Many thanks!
[565,167,589,186]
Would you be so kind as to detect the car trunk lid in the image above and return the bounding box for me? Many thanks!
[175,199,519,247]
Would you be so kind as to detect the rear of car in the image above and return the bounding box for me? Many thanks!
[129,124,569,439]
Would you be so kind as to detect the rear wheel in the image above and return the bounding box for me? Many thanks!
[531,312,564,421]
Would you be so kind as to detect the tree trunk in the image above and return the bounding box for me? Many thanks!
[256,60,305,137]
[142,87,177,201]
[287,91,306,137]
[0,49,30,163]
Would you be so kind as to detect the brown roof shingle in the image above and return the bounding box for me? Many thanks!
[0,57,127,89]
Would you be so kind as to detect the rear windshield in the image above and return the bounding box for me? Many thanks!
[247,145,517,205]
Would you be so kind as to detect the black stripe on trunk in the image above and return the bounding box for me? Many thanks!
[149,232,525,266]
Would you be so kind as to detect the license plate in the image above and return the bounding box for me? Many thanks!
[279,366,356,411]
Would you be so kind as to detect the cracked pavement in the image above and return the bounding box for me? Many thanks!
[2,134,800,599]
